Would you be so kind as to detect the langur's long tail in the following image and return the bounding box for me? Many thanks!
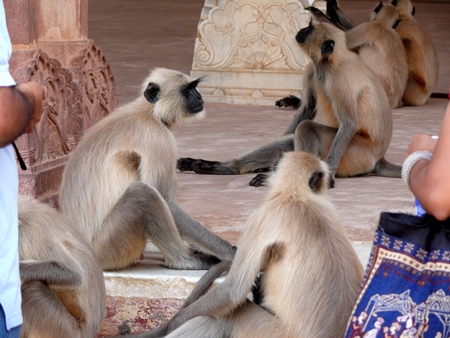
[372,158,402,178]
[120,260,233,338]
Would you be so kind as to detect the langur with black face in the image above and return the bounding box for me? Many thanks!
[345,2,408,109]
[178,22,400,187]
[319,0,439,106]
[18,195,105,338]
[391,0,439,106]
[59,68,235,271]
[123,151,364,338]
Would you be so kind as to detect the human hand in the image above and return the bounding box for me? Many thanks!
[405,133,438,158]
[15,81,46,134]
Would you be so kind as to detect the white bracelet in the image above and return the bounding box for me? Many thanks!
[401,150,433,189]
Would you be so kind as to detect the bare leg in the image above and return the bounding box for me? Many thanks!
[165,316,231,338]
[95,182,218,270]
[167,201,236,261]
[21,281,82,338]
[294,120,380,177]
[177,135,294,175]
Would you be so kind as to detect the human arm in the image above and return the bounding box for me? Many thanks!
[0,81,45,147]
[405,102,450,220]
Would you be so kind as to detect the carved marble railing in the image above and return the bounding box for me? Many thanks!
[5,0,117,204]
[191,0,325,105]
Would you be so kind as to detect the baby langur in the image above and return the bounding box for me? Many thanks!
[18,195,105,338]
[178,22,401,187]
[391,0,439,106]
[125,151,364,338]
[345,2,408,109]
[59,68,235,271]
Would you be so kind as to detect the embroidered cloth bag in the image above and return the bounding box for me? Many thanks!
[345,212,450,338]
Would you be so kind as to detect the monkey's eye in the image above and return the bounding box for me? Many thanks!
[321,40,335,55]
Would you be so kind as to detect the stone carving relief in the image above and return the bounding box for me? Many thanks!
[191,0,324,105]
[75,41,118,131]
[12,50,83,172]
[10,41,117,201]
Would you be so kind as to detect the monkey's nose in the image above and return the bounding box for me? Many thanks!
[296,24,314,44]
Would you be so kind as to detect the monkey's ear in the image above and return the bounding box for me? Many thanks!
[374,2,383,13]
[309,171,324,191]
[391,0,398,6]
[411,7,415,16]
[144,82,160,103]
[321,40,335,55]
[392,19,400,29]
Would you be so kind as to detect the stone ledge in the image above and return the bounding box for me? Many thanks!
[99,241,372,336]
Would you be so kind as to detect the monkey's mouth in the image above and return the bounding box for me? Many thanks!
[191,104,204,113]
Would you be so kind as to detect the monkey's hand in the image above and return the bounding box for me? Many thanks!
[275,95,301,109]
[328,173,335,189]
[251,273,265,305]
[249,174,268,187]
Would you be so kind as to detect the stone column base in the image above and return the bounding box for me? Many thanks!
[191,0,325,106]
[10,40,117,204]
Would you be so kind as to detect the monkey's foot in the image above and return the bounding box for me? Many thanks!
[118,321,131,335]
[249,174,268,187]
[275,95,301,109]
[165,253,221,270]
[177,157,196,171]
[177,158,239,175]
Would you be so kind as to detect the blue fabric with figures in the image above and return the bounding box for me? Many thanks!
[345,212,450,338]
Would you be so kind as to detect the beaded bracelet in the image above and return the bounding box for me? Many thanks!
[401,150,433,190]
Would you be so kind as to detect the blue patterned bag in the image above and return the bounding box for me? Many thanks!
[345,212,450,338]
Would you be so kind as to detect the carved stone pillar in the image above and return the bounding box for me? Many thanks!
[191,0,325,105]
[5,0,117,204]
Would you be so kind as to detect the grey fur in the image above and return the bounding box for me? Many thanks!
[59,68,235,271]
[132,151,364,337]
[18,195,105,338]
[178,23,401,186]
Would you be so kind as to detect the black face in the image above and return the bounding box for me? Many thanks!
[182,79,204,114]
[393,19,401,29]
[144,82,160,103]
[296,22,314,44]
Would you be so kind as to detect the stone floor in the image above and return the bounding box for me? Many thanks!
[87,0,450,336]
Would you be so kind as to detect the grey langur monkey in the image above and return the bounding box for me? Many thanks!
[59,68,236,271]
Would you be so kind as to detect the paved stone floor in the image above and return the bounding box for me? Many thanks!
[88,0,450,336]
[89,0,449,245]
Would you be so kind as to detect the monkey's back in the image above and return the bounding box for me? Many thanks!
[315,53,392,157]
[59,100,178,240]
[261,200,363,337]
[354,22,408,108]
[395,17,438,98]
[18,195,105,338]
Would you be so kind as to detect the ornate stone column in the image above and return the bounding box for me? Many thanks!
[191,0,325,105]
[5,0,117,204]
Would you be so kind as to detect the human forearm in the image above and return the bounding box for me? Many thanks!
[409,158,450,220]
[0,82,44,147]
[0,86,33,147]
[406,103,450,220]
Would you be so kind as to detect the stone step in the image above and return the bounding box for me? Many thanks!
[98,241,372,337]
